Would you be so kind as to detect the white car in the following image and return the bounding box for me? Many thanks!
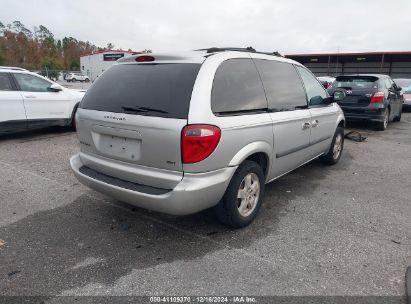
[66,73,90,83]
[0,67,85,133]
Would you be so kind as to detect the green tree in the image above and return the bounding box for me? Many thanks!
[0,42,5,65]
[41,56,62,79]
[0,22,5,36]
[106,42,114,50]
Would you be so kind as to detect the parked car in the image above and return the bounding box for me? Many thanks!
[0,67,85,133]
[317,76,335,89]
[402,85,411,110]
[393,78,411,95]
[66,73,90,83]
[70,48,345,228]
[328,74,402,130]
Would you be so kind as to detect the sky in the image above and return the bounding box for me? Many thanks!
[1,0,410,55]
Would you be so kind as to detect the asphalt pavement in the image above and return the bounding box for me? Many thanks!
[0,114,410,299]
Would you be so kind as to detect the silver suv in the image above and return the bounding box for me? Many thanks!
[70,48,345,228]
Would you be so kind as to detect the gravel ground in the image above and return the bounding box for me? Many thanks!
[0,114,410,300]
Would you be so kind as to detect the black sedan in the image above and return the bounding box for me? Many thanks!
[328,74,403,130]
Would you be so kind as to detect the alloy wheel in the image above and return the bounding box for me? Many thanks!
[237,173,260,217]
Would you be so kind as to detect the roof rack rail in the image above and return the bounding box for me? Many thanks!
[0,66,28,71]
[195,47,283,57]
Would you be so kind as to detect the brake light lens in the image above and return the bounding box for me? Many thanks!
[370,92,384,103]
[135,55,155,62]
[181,125,221,163]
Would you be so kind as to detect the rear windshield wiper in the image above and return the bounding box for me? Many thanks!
[121,105,169,114]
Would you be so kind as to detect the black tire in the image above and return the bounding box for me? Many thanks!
[375,108,389,131]
[320,127,344,165]
[70,105,79,131]
[393,109,402,122]
[72,78,77,83]
[85,78,90,83]
[215,160,265,228]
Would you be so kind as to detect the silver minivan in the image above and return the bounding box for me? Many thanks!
[70,48,345,228]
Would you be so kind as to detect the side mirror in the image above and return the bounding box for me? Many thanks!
[333,90,346,102]
[48,83,63,92]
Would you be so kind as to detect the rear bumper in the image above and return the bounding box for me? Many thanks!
[70,153,236,215]
[343,113,385,122]
[339,105,386,123]
[403,102,411,109]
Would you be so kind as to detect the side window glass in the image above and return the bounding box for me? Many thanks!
[254,59,307,111]
[0,73,14,91]
[211,59,267,114]
[13,73,51,92]
[296,66,328,106]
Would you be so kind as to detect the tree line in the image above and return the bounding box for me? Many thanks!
[0,20,121,71]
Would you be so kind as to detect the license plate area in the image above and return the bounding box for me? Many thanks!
[91,125,142,162]
[99,134,141,161]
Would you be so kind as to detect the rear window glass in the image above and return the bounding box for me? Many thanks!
[80,63,201,119]
[333,77,378,90]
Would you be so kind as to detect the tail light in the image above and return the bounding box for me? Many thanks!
[370,92,384,103]
[181,125,221,164]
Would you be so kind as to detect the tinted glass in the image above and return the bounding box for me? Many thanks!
[0,73,13,91]
[14,73,51,92]
[80,63,201,119]
[296,66,328,106]
[211,59,267,114]
[386,78,395,89]
[333,76,378,90]
[254,59,307,111]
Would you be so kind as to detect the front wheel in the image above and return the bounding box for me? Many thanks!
[320,127,344,165]
[215,160,265,228]
[85,78,90,83]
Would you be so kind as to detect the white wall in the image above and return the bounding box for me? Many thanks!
[80,51,134,81]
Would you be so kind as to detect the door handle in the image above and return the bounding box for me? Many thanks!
[302,122,311,130]
[311,119,319,127]
[25,95,37,98]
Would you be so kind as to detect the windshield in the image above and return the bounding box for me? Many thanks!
[333,77,378,90]
[80,63,201,119]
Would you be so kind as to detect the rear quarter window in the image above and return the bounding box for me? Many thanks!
[80,63,201,119]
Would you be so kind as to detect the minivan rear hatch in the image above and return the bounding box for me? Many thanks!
[78,62,201,179]
[331,76,379,106]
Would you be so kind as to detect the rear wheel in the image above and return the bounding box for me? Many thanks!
[215,160,265,228]
[320,127,344,165]
[85,78,90,83]
[71,78,77,83]
[375,109,389,131]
